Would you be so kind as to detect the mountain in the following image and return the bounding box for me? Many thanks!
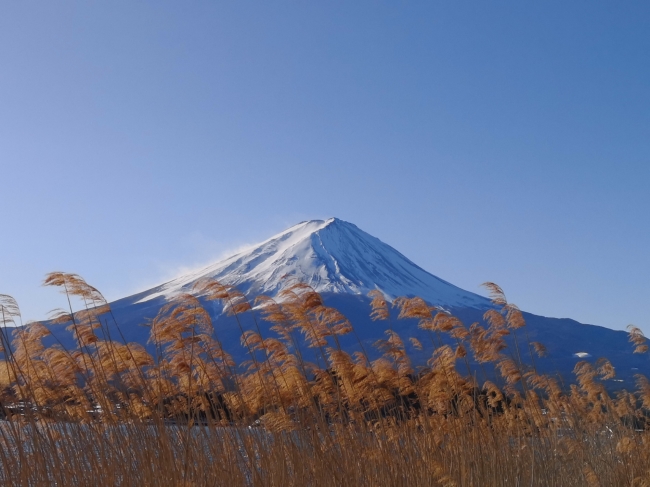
[48,218,649,389]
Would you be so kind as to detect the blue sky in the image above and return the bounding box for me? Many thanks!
[1,2,648,333]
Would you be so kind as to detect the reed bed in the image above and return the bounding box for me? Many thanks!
[0,273,649,486]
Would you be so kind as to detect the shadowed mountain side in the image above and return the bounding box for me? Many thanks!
[41,292,648,392]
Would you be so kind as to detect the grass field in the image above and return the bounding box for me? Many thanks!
[0,273,648,486]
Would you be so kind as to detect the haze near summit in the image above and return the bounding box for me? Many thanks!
[0,2,648,334]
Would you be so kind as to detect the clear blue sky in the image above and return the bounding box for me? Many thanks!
[1,2,648,333]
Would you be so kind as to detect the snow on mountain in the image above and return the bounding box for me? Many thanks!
[136,218,490,309]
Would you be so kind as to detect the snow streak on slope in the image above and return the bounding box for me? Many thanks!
[136,218,490,309]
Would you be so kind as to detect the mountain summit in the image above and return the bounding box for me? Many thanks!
[136,218,490,309]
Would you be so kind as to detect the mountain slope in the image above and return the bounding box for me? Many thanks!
[135,218,490,309]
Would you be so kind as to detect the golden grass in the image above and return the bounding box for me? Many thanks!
[0,273,648,486]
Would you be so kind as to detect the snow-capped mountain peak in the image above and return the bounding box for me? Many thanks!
[136,218,490,309]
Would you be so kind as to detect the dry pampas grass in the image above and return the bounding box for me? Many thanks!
[0,273,647,485]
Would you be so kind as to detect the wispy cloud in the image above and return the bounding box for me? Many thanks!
[104,231,258,302]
